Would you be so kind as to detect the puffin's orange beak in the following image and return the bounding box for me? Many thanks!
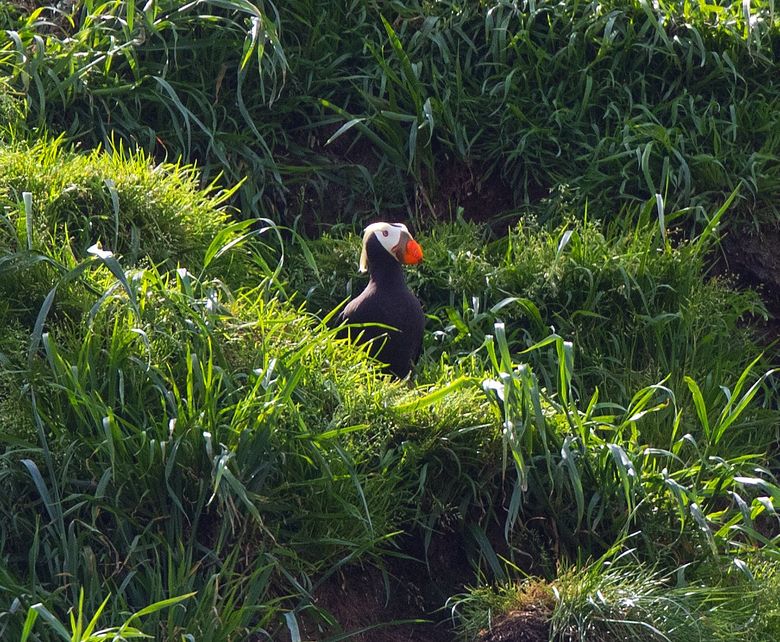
[400,237,423,265]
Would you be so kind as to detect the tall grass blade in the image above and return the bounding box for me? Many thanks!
[29,604,70,641]
[22,191,33,250]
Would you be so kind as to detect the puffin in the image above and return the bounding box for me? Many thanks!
[337,222,425,378]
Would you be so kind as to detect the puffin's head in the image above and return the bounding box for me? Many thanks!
[359,222,423,273]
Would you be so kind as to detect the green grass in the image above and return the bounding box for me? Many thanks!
[0,1,779,639]
[0,137,236,268]
[1,0,779,226]
[452,545,780,641]
[0,137,259,337]
[2,139,777,637]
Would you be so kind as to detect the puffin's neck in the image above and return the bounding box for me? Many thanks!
[368,259,407,289]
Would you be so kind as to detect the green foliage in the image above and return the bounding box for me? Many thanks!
[0,321,31,440]
[2,0,779,224]
[748,555,780,638]
[453,547,780,641]
[0,137,255,333]
[5,265,389,634]
[473,323,778,563]
[0,0,290,216]
[0,76,25,141]
[292,212,768,406]
[550,551,761,641]
[19,589,195,642]
[0,137,234,266]
[1,1,779,633]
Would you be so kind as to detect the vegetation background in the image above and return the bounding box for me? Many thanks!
[0,0,778,640]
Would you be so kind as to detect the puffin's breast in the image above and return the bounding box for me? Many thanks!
[340,285,424,377]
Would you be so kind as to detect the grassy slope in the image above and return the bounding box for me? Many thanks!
[0,140,777,640]
[0,1,779,641]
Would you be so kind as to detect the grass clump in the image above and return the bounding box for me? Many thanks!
[453,547,780,641]
[550,557,744,641]
[0,137,259,333]
[450,577,554,641]
[0,137,234,267]
[0,262,374,636]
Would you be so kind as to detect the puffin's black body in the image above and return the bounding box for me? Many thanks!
[338,233,424,378]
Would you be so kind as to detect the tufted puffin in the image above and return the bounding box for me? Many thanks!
[337,222,425,378]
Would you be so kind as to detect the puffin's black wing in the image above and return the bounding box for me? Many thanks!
[337,283,423,378]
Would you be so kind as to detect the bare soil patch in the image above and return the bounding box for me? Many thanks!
[722,224,780,344]
[476,605,552,642]
[299,528,476,641]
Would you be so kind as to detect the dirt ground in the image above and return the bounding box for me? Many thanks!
[300,548,554,642]
[476,607,552,642]
[300,530,474,641]
[722,224,780,344]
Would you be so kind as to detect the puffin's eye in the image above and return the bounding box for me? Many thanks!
[382,230,389,237]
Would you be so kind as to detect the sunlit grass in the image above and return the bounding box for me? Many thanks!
[452,544,780,642]
[1,3,779,633]
[1,140,778,639]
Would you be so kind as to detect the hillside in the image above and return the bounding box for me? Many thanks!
[0,1,779,641]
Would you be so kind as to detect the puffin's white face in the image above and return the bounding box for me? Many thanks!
[359,222,422,272]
